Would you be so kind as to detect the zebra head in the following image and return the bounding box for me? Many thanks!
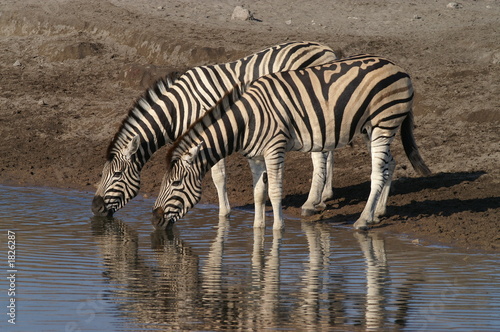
[152,144,203,230]
[92,136,141,217]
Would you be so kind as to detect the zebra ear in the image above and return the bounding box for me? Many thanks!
[180,143,202,167]
[123,135,140,159]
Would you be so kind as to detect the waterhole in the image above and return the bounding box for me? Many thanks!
[0,185,498,331]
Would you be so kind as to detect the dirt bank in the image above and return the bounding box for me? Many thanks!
[1,0,499,252]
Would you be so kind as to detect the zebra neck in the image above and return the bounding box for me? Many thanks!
[196,107,247,173]
[108,77,176,164]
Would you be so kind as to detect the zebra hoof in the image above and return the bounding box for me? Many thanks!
[315,202,327,211]
[301,208,316,217]
[219,211,231,218]
[353,219,370,230]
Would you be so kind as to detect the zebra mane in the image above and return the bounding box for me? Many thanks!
[165,83,246,171]
[106,71,183,160]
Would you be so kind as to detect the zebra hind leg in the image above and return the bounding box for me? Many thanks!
[301,151,330,216]
[374,154,395,222]
[360,130,396,221]
[211,159,231,218]
[354,131,395,230]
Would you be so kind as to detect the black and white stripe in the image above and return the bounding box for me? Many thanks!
[153,54,431,230]
[92,41,337,217]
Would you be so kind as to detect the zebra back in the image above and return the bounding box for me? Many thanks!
[163,54,428,174]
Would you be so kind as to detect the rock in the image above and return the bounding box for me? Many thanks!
[13,60,22,67]
[447,2,463,9]
[285,19,292,25]
[231,6,251,21]
[492,52,500,65]
[38,99,48,106]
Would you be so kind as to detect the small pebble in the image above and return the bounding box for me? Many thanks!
[447,2,463,9]
[13,60,22,67]
[231,6,251,21]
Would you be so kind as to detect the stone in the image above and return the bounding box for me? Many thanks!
[447,2,463,9]
[491,51,500,65]
[231,6,251,21]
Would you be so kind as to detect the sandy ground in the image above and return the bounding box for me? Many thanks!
[0,0,499,252]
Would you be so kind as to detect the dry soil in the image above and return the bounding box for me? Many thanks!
[0,0,499,252]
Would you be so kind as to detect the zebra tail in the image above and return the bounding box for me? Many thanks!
[401,113,431,176]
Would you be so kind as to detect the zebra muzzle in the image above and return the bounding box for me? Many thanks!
[151,206,177,229]
[152,206,166,228]
[91,195,113,217]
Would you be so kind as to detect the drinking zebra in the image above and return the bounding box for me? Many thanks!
[92,41,337,218]
[152,54,431,230]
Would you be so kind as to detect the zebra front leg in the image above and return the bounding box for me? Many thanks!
[264,151,285,230]
[354,132,395,230]
[211,159,231,218]
[320,151,335,203]
[302,152,329,216]
[248,157,268,228]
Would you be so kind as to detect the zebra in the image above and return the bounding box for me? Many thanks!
[152,54,431,230]
[92,41,338,219]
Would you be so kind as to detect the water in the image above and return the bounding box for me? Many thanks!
[0,185,499,331]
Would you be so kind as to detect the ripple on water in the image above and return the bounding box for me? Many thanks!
[0,185,498,331]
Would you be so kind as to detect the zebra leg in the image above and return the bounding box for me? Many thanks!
[354,131,395,230]
[301,152,329,216]
[320,151,335,204]
[360,130,396,221]
[374,155,396,222]
[264,151,286,230]
[211,159,231,218]
[248,157,268,228]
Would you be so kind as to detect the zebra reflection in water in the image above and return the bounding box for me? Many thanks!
[90,217,417,330]
[90,217,200,329]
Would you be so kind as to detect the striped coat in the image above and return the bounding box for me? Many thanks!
[92,41,337,218]
[153,55,430,230]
